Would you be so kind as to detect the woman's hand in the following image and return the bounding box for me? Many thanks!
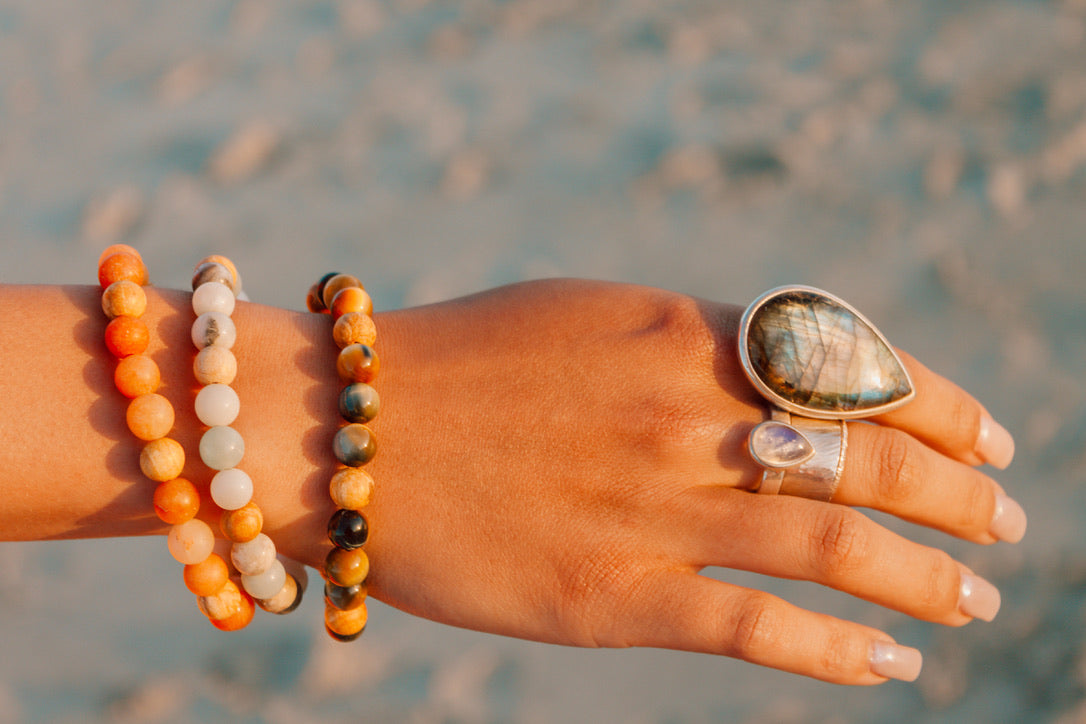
[328,279,1025,685]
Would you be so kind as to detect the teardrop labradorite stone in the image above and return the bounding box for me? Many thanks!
[746,290,913,416]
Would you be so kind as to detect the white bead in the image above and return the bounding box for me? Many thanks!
[242,558,286,599]
[199,425,244,470]
[210,468,253,510]
[192,282,236,316]
[191,312,236,350]
[195,384,240,427]
[231,533,276,576]
[167,520,215,565]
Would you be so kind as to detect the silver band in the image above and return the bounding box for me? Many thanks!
[755,410,848,502]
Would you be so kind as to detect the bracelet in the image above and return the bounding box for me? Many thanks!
[307,272,377,642]
[190,256,305,621]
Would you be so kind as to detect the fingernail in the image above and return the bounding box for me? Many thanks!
[958,569,1001,622]
[989,493,1027,543]
[870,641,923,682]
[975,414,1015,469]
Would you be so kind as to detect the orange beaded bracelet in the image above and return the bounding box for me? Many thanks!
[307,272,377,642]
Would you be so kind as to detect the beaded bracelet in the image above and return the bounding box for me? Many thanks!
[97,245,234,627]
[307,272,377,642]
[190,256,305,620]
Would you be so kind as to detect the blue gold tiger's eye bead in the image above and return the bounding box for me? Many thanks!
[338,383,380,424]
[324,581,367,611]
[325,603,367,640]
[328,509,369,549]
[333,424,376,467]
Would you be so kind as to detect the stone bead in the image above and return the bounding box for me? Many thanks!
[98,251,148,288]
[126,393,175,441]
[231,532,276,576]
[152,477,200,525]
[329,468,374,510]
[332,311,377,349]
[193,346,237,385]
[330,286,373,321]
[183,553,230,596]
[321,273,362,309]
[200,425,244,470]
[220,502,263,542]
[114,354,160,398]
[324,546,369,587]
[305,281,327,313]
[195,384,240,427]
[105,316,149,358]
[313,271,340,310]
[199,580,255,631]
[336,344,379,383]
[748,421,815,469]
[101,280,147,319]
[324,581,367,611]
[328,509,369,550]
[257,574,303,614]
[210,468,253,510]
[191,312,236,350]
[242,558,286,599]
[139,438,185,482]
[338,383,380,424]
[191,262,236,294]
[332,424,376,467]
[167,519,215,565]
[192,281,236,317]
[211,591,255,631]
[325,602,367,638]
[97,243,141,266]
[197,255,241,291]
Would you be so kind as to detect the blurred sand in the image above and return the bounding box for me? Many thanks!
[1,1,1085,721]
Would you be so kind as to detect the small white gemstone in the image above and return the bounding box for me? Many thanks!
[210,468,253,510]
[167,519,215,565]
[195,384,240,427]
[192,282,236,316]
[231,533,276,576]
[242,558,286,599]
[200,425,244,470]
[191,312,236,350]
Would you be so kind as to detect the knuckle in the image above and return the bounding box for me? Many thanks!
[813,509,870,580]
[727,592,782,662]
[960,479,997,535]
[877,430,922,504]
[945,394,982,453]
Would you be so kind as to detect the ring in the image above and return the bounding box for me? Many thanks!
[739,286,912,500]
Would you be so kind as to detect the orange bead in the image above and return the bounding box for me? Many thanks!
[152,477,200,525]
[220,502,263,543]
[325,601,368,636]
[336,344,379,383]
[330,286,373,320]
[97,244,141,266]
[105,316,149,358]
[114,354,160,398]
[101,280,147,319]
[332,312,377,349]
[183,553,230,596]
[321,273,363,309]
[98,251,148,288]
[211,589,255,631]
[305,282,328,313]
[324,547,369,587]
[126,393,175,441]
[140,438,185,482]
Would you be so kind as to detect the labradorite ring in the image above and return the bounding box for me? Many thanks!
[740,286,913,500]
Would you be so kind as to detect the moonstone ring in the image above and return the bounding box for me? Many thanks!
[739,286,914,500]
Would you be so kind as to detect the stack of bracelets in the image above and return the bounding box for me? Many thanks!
[307,273,378,642]
[97,246,306,633]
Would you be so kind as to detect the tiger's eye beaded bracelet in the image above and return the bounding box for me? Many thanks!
[307,272,377,642]
[190,256,305,619]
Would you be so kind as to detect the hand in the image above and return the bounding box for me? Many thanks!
[314,279,1025,684]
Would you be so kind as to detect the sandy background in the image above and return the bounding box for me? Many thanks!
[1,0,1085,721]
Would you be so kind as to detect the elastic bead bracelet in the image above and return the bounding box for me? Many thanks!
[307,272,377,642]
[97,245,221,624]
[190,256,305,622]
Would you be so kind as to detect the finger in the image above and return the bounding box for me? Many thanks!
[681,491,1001,626]
[628,571,922,684]
[831,423,1026,544]
[875,350,1015,469]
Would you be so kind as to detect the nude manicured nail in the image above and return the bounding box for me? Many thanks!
[989,493,1027,543]
[870,641,922,682]
[975,414,1015,469]
[958,570,1001,622]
